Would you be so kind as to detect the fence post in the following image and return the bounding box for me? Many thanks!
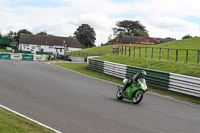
[134,47,135,57]
[159,48,161,60]
[197,50,200,64]
[186,50,188,64]
[139,47,141,58]
[176,49,178,62]
[118,47,119,55]
[129,46,131,57]
[145,47,147,58]
[151,48,154,59]
[121,46,124,55]
[125,46,127,56]
[167,49,169,60]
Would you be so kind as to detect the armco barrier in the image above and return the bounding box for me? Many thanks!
[0,53,11,59]
[169,73,200,97]
[34,55,46,61]
[1,52,46,61]
[11,53,22,60]
[22,54,33,61]
[126,66,170,90]
[89,59,104,73]
[88,59,200,97]
[104,61,127,79]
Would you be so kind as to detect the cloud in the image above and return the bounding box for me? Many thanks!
[0,0,200,46]
[54,0,135,15]
[135,16,199,30]
[134,0,200,18]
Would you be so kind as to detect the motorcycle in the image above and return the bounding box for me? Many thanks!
[116,78,148,104]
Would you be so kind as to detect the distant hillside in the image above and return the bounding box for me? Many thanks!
[70,37,200,56]
[154,37,200,49]
[69,45,113,56]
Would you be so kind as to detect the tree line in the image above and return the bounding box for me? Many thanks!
[0,24,96,48]
[1,20,195,48]
[0,29,50,43]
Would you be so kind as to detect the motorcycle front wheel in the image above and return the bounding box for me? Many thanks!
[132,91,143,104]
[116,89,124,100]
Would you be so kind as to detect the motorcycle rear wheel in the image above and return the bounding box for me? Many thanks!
[116,89,124,100]
[132,92,143,104]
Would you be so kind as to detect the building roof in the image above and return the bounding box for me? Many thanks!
[152,38,176,43]
[19,34,83,48]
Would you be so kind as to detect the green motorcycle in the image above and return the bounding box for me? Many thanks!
[116,78,148,104]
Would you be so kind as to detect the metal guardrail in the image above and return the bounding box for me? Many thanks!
[0,52,46,61]
[169,73,200,97]
[104,61,127,79]
[88,59,200,97]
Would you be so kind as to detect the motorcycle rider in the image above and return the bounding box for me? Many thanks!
[121,70,146,95]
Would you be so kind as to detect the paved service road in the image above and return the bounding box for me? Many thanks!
[0,60,200,133]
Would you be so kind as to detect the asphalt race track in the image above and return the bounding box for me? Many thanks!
[0,60,200,133]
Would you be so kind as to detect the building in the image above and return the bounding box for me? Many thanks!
[107,35,175,45]
[19,34,83,55]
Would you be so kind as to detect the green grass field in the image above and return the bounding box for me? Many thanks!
[69,37,200,77]
[69,37,200,57]
[117,46,199,64]
[96,54,200,78]
[68,45,113,57]
[0,107,55,133]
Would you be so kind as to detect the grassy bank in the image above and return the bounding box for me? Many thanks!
[96,54,200,78]
[0,49,8,52]
[69,37,200,56]
[68,45,113,57]
[67,38,200,77]
[53,63,200,104]
[0,107,55,133]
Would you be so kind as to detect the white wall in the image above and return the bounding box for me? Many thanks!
[19,43,65,55]
[67,47,82,52]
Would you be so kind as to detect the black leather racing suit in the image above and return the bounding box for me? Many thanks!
[122,72,141,92]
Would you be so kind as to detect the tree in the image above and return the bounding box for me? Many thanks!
[36,31,48,35]
[134,30,149,37]
[3,31,16,42]
[14,29,32,42]
[0,31,3,38]
[74,24,96,48]
[116,20,148,36]
[182,34,193,39]
[117,31,124,44]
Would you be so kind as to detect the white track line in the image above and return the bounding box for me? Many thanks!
[49,63,200,108]
[0,104,62,133]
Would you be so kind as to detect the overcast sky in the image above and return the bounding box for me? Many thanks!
[0,0,200,46]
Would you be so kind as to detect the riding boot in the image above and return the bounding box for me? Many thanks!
[121,84,129,95]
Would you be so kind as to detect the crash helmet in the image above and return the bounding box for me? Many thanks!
[140,70,146,78]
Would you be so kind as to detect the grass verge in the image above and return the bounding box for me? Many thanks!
[96,54,200,78]
[0,107,55,133]
[0,49,8,52]
[53,63,200,105]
